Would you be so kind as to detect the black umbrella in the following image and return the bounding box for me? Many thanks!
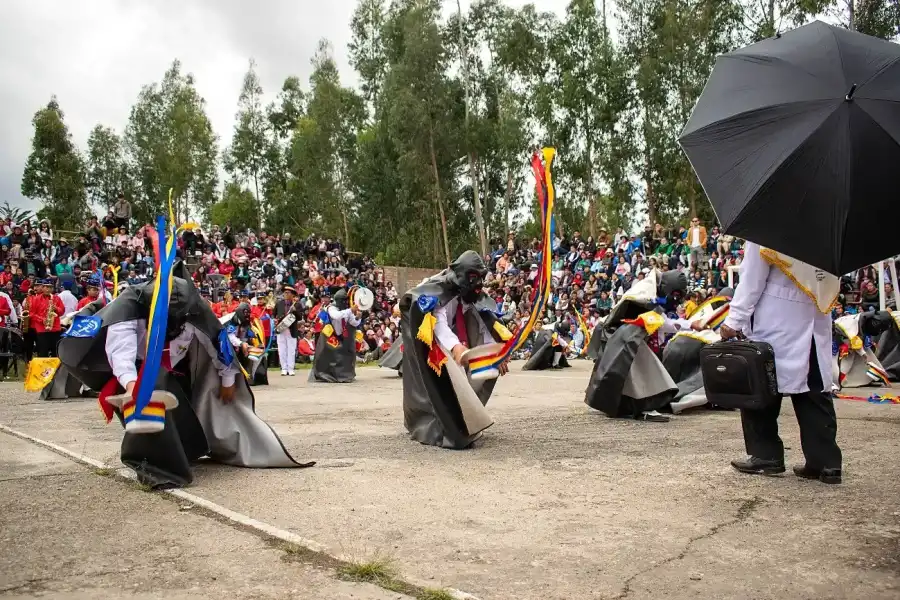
[679,20,900,276]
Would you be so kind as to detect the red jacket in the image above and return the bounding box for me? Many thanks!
[30,294,65,333]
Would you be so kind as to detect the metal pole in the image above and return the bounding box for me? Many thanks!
[878,260,886,311]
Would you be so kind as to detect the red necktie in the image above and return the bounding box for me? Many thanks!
[455,302,469,347]
[161,342,172,372]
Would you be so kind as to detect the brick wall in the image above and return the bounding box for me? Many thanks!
[381,266,439,293]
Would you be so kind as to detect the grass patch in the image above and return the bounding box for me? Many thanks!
[337,556,396,584]
[92,467,113,477]
[417,588,457,600]
[129,480,154,493]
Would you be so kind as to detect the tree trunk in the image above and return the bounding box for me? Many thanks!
[429,124,451,266]
[586,137,596,238]
[253,172,262,230]
[504,165,513,240]
[469,152,487,255]
[457,0,487,257]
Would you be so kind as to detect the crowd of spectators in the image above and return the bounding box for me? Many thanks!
[0,197,896,364]
[0,197,402,359]
[481,219,899,357]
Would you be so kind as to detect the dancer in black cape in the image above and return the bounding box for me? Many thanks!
[58,264,312,488]
[401,250,512,449]
[378,337,403,375]
[523,319,572,370]
[876,312,900,382]
[309,288,362,383]
[585,270,702,422]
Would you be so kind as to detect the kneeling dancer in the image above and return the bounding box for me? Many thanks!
[584,270,703,422]
[401,250,512,449]
[523,319,573,371]
[58,265,312,488]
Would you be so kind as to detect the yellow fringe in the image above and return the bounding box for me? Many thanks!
[637,311,665,335]
[427,349,447,376]
[417,313,436,348]
[322,323,334,338]
[759,248,838,314]
[493,321,513,341]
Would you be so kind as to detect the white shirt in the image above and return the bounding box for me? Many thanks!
[326,306,361,336]
[433,297,494,351]
[106,320,238,389]
[690,227,702,248]
[723,241,832,394]
[58,290,78,314]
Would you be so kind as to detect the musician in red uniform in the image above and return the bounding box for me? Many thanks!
[0,289,13,327]
[76,276,102,311]
[214,290,239,318]
[30,278,65,357]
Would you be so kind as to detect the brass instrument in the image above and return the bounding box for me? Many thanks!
[44,296,57,329]
[21,297,30,331]
[265,292,276,310]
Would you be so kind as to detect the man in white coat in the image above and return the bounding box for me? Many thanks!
[720,242,842,484]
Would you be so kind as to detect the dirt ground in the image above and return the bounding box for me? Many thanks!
[1,361,899,600]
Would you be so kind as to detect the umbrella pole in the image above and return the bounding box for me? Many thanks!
[878,261,887,312]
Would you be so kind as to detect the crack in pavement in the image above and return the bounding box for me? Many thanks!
[610,496,763,600]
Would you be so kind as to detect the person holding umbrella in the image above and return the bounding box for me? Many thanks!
[681,21,900,485]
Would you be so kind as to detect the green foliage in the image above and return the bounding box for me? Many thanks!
[21,97,89,229]
[209,182,259,233]
[223,59,270,228]
[86,124,131,212]
[124,60,218,224]
[24,0,887,261]
[0,201,35,225]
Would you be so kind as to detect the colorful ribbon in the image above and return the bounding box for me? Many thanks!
[468,148,556,376]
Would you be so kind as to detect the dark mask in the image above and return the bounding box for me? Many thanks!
[459,271,484,304]
[334,289,349,310]
[234,302,252,327]
[450,250,487,304]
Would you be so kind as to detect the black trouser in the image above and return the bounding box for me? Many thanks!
[23,330,36,363]
[36,331,61,358]
[740,339,842,469]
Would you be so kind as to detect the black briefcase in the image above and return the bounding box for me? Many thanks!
[699,340,780,410]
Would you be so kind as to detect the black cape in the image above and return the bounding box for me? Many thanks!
[40,366,88,401]
[309,316,358,383]
[876,313,900,382]
[378,337,403,375]
[523,330,571,371]
[401,271,503,449]
[58,271,311,488]
[584,297,678,418]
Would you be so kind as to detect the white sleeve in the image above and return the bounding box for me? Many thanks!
[434,299,461,350]
[328,306,361,327]
[106,320,139,388]
[228,331,242,348]
[723,241,770,333]
[556,336,569,349]
[219,362,238,387]
[660,317,694,335]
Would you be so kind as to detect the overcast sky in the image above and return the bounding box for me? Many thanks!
[0,0,571,214]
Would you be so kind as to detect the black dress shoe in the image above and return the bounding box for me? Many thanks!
[731,456,786,475]
[793,465,842,485]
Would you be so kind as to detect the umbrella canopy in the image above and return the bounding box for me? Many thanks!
[680,20,900,276]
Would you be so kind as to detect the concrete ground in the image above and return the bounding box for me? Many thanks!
[0,432,412,600]
[1,361,899,599]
